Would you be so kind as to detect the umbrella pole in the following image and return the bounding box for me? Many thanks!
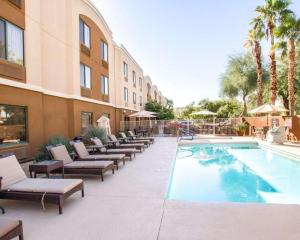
[213,117,216,135]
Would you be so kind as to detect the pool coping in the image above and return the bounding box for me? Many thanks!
[178,138,300,161]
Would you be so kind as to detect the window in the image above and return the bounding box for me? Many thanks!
[133,92,136,104]
[81,112,92,131]
[0,105,27,143]
[132,71,136,86]
[124,87,128,102]
[102,113,110,119]
[139,77,143,90]
[80,63,91,89]
[0,19,24,65]
[101,41,108,62]
[123,62,128,78]
[154,91,157,101]
[79,19,90,48]
[101,75,109,95]
[139,96,143,106]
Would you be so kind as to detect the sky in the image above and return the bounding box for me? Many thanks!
[92,0,300,107]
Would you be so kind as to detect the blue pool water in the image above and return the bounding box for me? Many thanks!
[167,143,300,204]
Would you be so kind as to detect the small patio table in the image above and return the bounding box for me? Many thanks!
[29,160,64,178]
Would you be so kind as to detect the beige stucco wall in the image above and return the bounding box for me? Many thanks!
[0,0,166,109]
[114,44,144,111]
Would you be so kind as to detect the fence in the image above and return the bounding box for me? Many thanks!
[120,116,289,137]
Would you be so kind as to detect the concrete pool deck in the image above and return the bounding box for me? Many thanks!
[2,137,300,239]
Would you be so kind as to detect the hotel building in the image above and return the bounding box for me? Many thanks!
[0,0,166,160]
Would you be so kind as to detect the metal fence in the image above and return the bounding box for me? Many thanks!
[119,116,289,137]
[120,118,243,137]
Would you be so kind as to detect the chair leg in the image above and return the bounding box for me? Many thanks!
[0,206,5,214]
[81,188,85,198]
[58,198,63,215]
[112,167,115,174]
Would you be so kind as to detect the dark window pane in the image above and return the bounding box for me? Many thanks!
[0,105,27,144]
[79,20,84,43]
[81,112,92,132]
[0,20,5,59]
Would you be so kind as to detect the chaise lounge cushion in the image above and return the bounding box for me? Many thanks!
[91,138,138,153]
[50,145,73,165]
[107,148,137,153]
[80,154,125,160]
[6,178,83,194]
[73,142,90,158]
[0,219,20,238]
[65,161,113,169]
[0,155,27,189]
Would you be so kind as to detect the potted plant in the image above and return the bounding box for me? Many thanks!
[235,123,247,136]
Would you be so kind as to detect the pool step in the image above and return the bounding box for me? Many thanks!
[257,191,300,204]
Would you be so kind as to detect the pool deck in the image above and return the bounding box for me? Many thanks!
[2,137,300,239]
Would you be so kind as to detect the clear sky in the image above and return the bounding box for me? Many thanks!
[92,0,300,107]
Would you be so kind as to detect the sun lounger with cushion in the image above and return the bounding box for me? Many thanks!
[89,138,138,159]
[128,131,154,144]
[47,145,115,181]
[119,132,150,147]
[0,155,84,214]
[0,219,23,240]
[71,142,125,170]
[108,135,145,152]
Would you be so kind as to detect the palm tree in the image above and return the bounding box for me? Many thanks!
[275,14,300,116]
[252,0,292,105]
[245,28,265,106]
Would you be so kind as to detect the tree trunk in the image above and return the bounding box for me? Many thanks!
[241,94,247,116]
[254,41,263,106]
[282,96,289,110]
[287,39,295,116]
[268,24,277,105]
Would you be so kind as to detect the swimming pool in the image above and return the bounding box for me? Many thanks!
[167,143,300,204]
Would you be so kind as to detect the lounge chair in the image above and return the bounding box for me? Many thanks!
[71,142,125,170]
[119,132,150,147]
[128,131,154,144]
[0,219,23,240]
[89,138,138,160]
[47,145,115,181]
[266,126,286,144]
[108,135,144,152]
[0,154,84,214]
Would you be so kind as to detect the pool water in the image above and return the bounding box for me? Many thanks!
[167,143,300,204]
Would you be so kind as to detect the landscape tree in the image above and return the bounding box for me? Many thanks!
[252,0,292,104]
[145,100,175,120]
[275,13,300,115]
[220,53,262,116]
[245,28,265,106]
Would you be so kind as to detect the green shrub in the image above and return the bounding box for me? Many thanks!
[83,127,108,143]
[35,135,72,162]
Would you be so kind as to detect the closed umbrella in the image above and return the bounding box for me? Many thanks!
[97,116,111,135]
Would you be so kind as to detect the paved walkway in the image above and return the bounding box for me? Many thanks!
[2,137,300,239]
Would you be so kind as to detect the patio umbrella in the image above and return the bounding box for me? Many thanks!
[248,104,288,114]
[129,111,157,118]
[191,110,217,134]
[129,111,157,130]
[191,110,217,116]
[248,104,288,128]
